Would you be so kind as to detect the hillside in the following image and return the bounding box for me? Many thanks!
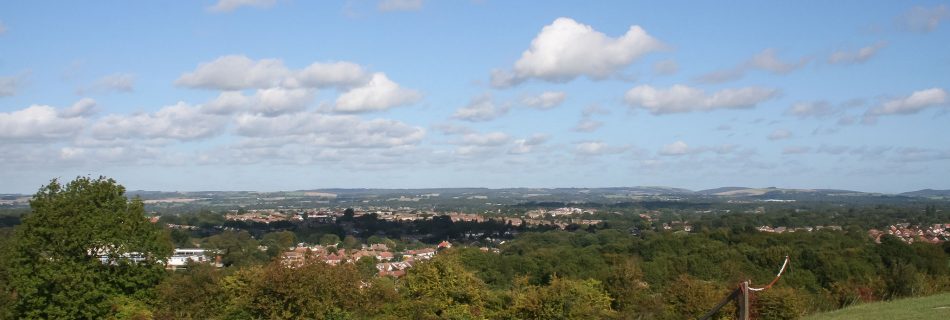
[805,293,950,320]
[901,189,950,198]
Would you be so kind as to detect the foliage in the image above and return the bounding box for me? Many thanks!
[154,263,228,319]
[6,177,171,319]
[511,276,616,320]
[400,254,489,318]
[753,287,808,320]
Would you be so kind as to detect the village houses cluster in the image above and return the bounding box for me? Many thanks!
[868,223,950,244]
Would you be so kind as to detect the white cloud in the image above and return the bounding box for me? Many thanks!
[749,49,807,74]
[293,61,369,89]
[203,91,252,115]
[431,123,474,135]
[509,134,548,154]
[828,42,887,65]
[785,101,835,118]
[334,73,421,113]
[79,73,135,94]
[653,59,678,76]
[573,119,603,132]
[696,48,808,84]
[658,141,737,156]
[253,88,314,115]
[624,84,778,115]
[522,91,566,109]
[60,98,98,118]
[897,5,949,33]
[378,0,423,12]
[867,88,948,117]
[460,132,509,146]
[492,17,663,87]
[453,93,508,122]
[208,0,276,13]
[659,141,690,156]
[176,55,289,90]
[0,104,87,141]
[582,104,610,117]
[573,141,629,157]
[91,102,228,141]
[234,112,425,148]
[768,129,792,140]
[201,88,314,116]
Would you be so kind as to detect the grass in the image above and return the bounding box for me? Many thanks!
[804,293,950,320]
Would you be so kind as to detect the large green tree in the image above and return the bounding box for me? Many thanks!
[7,177,172,319]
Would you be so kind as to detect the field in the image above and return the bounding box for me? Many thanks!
[805,293,950,320]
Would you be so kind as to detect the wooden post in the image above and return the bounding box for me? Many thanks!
[739,281,750,320]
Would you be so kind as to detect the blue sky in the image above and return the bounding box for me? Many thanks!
[1,0,948,193]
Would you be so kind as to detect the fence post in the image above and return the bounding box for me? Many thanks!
[739,281,750,320]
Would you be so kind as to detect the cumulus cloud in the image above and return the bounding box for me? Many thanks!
[176,55,289,90]
[334,73,421,113]
[234,112,425,148]
[509,134,548,154]
[431,123,474,135]
[575,141,614,156]
[91,102,228,141]
[749,49,808,74]
[828,42,887,65]
[293,61,369,89]
[865,88,948,120]
[785,101,836,118]
[253,88,315,115]
[0,104,88,141]
[695,48,808,84]
[201,88,314,116]
[453,93,509,122]
[582,104,610,117]
[573,119,603,132]
[896,4,949,33]
[522,91,566,109]
[459,131,509,147]
[78,73,135,94]
[767,129,792,140]
[203,91,251,115]
[658,141,737,156]
[624,84,778,115]
[60,98,98,118]
[208,0,276,13]
[659,141,690,156]
[491,17,664,87]
[378,0,423,12]
[653,59,679,76]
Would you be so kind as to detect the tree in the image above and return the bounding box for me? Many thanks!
[400,255,489,318]
[7,177,172,319]
[512,277,616,320]
[320,233,341,246]
[203,230,266,267]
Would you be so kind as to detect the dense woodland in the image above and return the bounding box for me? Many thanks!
[1,177,949,319]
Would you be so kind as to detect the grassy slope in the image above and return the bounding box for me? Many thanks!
[804,293,950,320]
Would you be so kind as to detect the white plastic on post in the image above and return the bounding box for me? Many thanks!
[748,255,789,291]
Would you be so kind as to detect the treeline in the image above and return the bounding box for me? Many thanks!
[1,177,949,319]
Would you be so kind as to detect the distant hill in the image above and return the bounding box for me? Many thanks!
[696,187,752,195]
[900,189,950,197]
[804,292,950,320]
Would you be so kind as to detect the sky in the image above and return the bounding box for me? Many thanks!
[1,0,949,194]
